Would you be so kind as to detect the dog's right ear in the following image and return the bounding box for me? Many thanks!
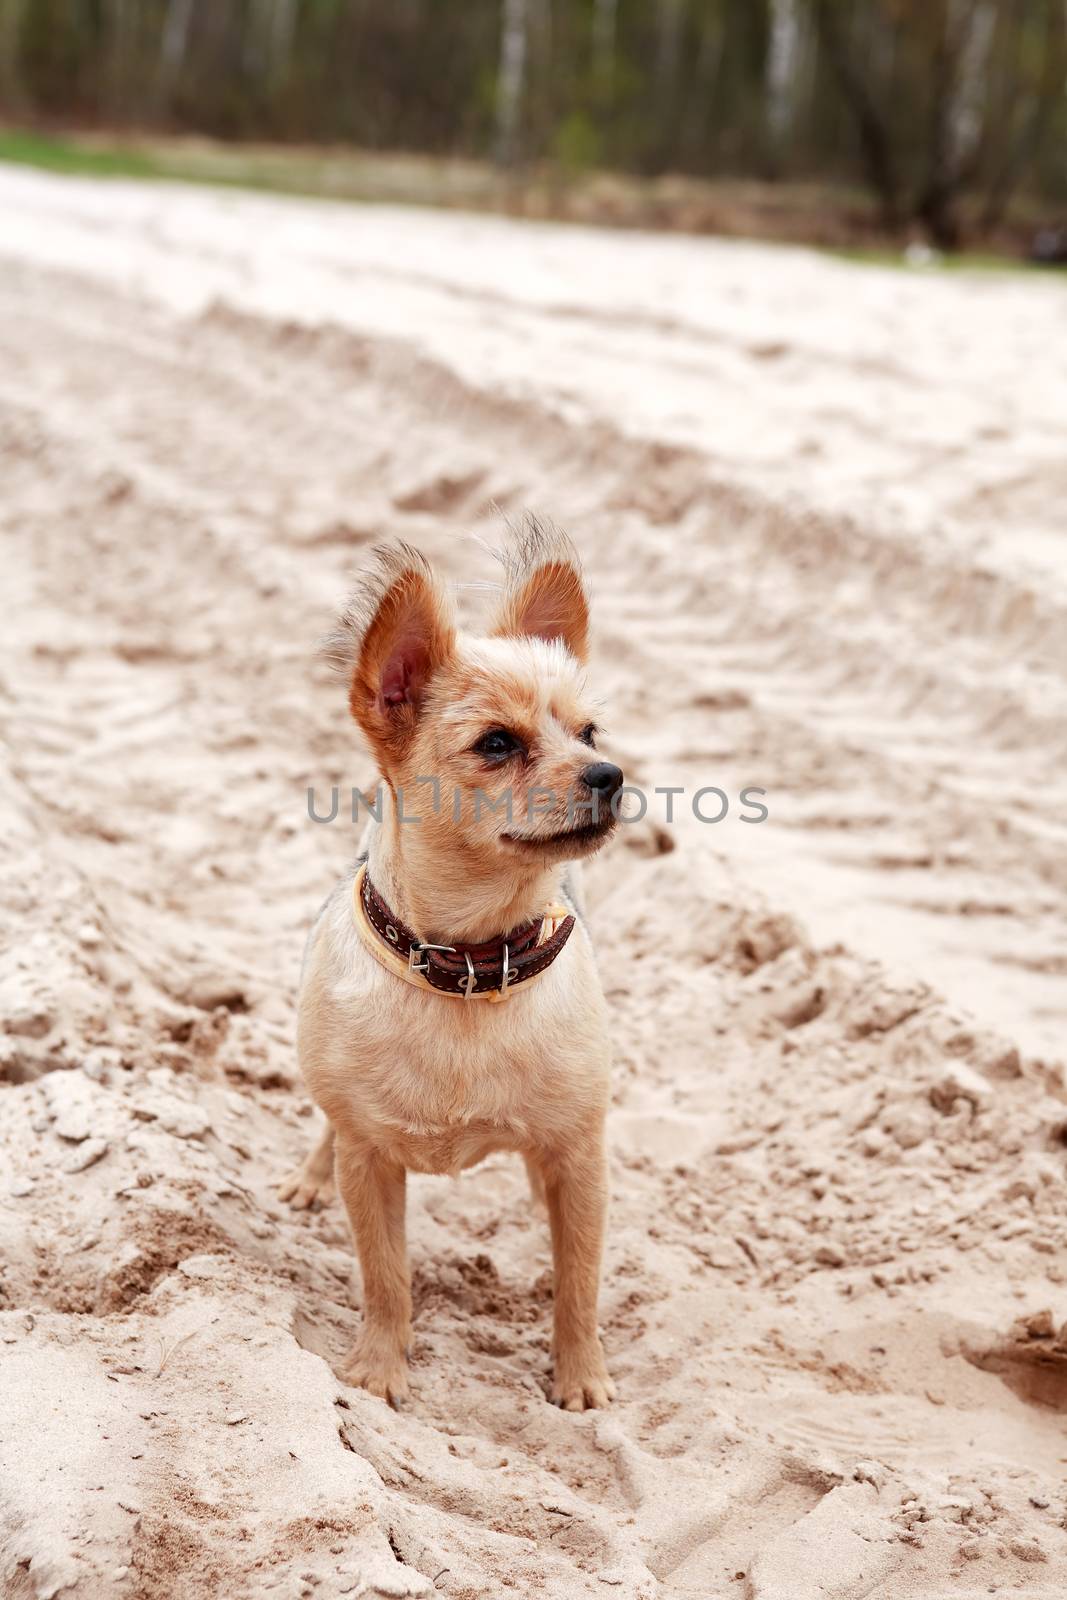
[326,545,456,769]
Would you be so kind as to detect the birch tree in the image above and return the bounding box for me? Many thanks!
[495,0,528,166]
[157,0,196,102]
[767,0,801,146]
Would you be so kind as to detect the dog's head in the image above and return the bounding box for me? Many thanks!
[328,519,622,867]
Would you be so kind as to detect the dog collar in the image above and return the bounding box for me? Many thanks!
[351,861,575,1002]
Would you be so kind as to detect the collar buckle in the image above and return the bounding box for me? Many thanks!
[408,940,455,975]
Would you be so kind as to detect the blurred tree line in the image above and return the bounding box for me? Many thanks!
[0,0,1063,246]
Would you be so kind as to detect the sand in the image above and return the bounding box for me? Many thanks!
[2,164,1067,1600]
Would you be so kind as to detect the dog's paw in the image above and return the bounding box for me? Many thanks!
[278,1166,336,1209]
[341,1336,410,1406]
[552,1373,616,1412]
[551,1343,615,1412]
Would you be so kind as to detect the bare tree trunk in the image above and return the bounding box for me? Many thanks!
[914,0,993,249]
[157,0,196,103]
[269,0,298,80]
[656,0,684,98]
[106,0,132,122]
[980,0,1067,230]
[495,0,529,167]
[0,0,27,109]
[949,0,995,172]
[812,0,901,230]
[915,2,960,248]
[682,3,726,165]
[767,0,801,148]
[244,0,294,80]
[651,0,685,167]
[592,0,618,84]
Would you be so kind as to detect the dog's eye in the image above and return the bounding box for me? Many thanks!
[578,723,597,747]
[473,728,524,761]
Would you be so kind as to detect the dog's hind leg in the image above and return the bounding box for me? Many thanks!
[523,1152,547,1208]
[279,1119,336,1209]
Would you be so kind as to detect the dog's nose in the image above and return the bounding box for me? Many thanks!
[582,761,624,798]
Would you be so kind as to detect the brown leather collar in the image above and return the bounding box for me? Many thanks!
[359,867,576,998]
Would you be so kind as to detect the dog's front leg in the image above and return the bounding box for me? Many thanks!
[335,1137,411,1404]
[542,1136,615,1411]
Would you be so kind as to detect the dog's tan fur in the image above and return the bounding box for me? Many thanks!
[282,522,617,1410]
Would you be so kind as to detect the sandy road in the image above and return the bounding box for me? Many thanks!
[3,163,1066,1054]
[2,166,1067,1599]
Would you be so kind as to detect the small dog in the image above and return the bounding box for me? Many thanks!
[281,521,622,1410]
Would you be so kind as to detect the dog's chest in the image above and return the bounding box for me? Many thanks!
[333,984,572,1171]
[372,1006,540,1124]
[381,1119,521,1177]
[364,1055,534,1176]
[303,907,604,1174]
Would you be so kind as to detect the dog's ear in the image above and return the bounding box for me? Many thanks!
[327,545,455,768]
[491,516,589,664]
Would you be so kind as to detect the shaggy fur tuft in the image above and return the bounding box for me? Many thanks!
[490,514,589,663]
[322,541,449,682]
[492,512,583,593]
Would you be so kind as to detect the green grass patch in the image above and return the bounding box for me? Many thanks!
[0,126,489,206]
[0,128,165,179]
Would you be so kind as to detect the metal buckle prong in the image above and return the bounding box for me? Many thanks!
[500,943,509,999]
[459,952,476,999]
[408,939,455,975]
